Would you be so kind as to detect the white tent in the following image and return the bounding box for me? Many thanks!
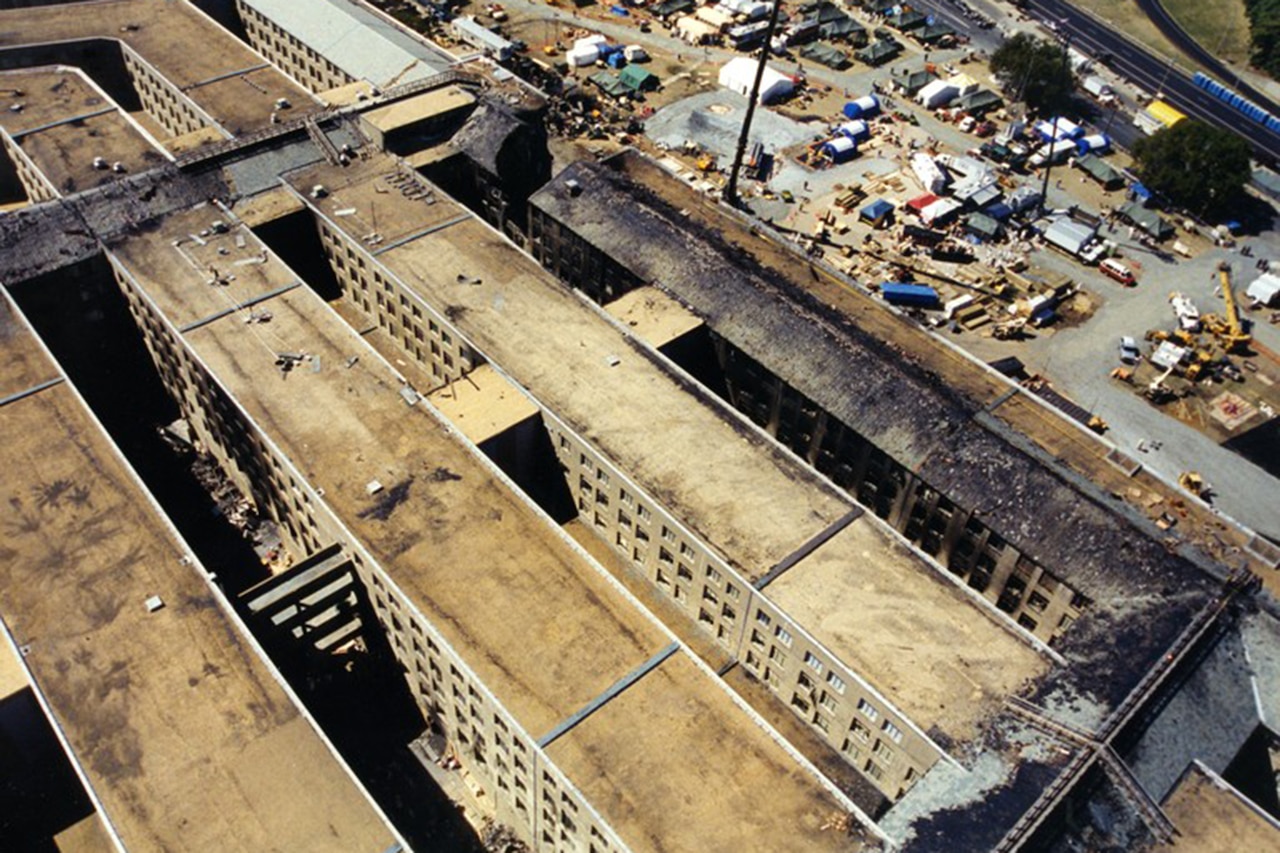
[1043,216,1096,256]
[676,16,720,45]
[917,78,958,109]
[920,197,962,226]
[1247,273,1280,307]
[719,57,794,104]
[910,153,948,194]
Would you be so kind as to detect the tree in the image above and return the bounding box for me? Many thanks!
[1132,120,1252,220]
[990,32,1074,116]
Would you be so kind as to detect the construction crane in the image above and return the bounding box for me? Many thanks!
[1143,365,1176,403]
[1214,261,1252,353]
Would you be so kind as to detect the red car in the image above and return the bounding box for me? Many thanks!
[1099,258,1137,286]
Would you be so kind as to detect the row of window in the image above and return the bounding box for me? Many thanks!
[240,8,351,94]
[370,577,619,853]
[318,222,478,384]
[124,50,206,137]
[724,348,1090,644]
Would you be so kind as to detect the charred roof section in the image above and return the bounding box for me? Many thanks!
[529,152,1222,709]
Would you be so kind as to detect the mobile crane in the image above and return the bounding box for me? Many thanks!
[1202,262,1252,354]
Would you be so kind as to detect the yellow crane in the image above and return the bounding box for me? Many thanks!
[1209,262,1252,353]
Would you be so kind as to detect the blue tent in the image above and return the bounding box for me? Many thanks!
[860,198,895,226]
[821,135,858,163]
[842,95,881,120]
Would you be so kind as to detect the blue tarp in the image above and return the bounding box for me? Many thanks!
[880,282,940,307]
[860,198,894,224]
[983,202,1013,221]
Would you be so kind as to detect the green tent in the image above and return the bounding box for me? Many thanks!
[1074,154,1123,189]
[856,39,902,66]
[618,65,659,93]
[590,71,630,99]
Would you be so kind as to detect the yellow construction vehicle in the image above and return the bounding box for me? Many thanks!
[1215,262,1252,353]
[1179,471,1206,497]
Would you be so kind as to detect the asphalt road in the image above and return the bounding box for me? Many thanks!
[1025,0,1280,163]
[1132,0,1280,117]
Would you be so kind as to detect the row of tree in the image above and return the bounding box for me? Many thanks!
[989,33,1250,220]
[1245,0,1280,79]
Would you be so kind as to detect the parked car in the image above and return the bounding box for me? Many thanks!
[1099,257,1137,286]
[1119,335,1141,364]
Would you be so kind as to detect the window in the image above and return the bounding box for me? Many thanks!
[882,720,904,744]
[768,646,787,666]
[819,692,838,713]
[705,566,722,583]
[864,760,885,781]
[826,672,846,694]
[851,718,871,742]
[857,699,879,722]
[1026,591,1050,613]
[756,610,772,627]
[750,630,765,648]
[804,651,823,674]
[775,626,793,647]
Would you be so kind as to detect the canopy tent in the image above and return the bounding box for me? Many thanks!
[1073,153,1123,189]
[964,211,1002,240]
[906,193,940,212]
[1246,273,1280,307]
[856,39,902,66]
[920,197,962,226]
[860,198,895,226]
[719,57,794,103]
[618,65,658,92]
[1118,200,1174,241]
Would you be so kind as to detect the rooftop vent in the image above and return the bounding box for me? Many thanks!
[566,179,582,197]
[92,156,107,170]
[145,595,165,613]
[310,184,328,199]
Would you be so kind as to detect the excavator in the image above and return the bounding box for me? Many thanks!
[1201,262,1252,354]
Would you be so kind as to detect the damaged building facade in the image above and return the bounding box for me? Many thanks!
[528,152,1091,644]
[2,1,1279,852]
